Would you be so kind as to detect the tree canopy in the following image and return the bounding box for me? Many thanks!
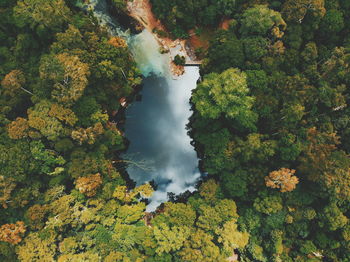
[1,0,350,261]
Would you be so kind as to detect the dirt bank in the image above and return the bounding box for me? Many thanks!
[127,0,199,76]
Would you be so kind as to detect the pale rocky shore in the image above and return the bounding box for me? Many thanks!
[127,0,199,76]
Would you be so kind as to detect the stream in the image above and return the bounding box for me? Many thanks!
[83,0,200,210]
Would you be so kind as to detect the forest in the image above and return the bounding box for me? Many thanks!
[1,0,350,261]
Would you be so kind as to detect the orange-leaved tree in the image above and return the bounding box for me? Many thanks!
[265,168,299,192]
[75,173,102,197]
[0,221,26,245]
[7,117,29,139]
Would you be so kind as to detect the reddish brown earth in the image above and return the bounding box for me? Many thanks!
[127,0,200,76]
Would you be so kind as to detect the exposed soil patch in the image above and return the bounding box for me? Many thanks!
[219,18,234,30]
[127,0,200,76]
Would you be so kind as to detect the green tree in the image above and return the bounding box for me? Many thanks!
[0,141,34,182]
[30,141,65,175]
[173,55,186,66]
[221,170,248,198]
[215,220,249,254]
[282,0,326,23]
[178,229,224,262]
[217,0,237,16]
[153,223,190,255]
[51,25,85,54]
[320,203,348,231]
[319,9,344,35]
[203,30,244,73]
[322,151,350,201]
[14,0,71,32]
[301,42,318,65]
[240,5,286,37]
[199,179,220,202]
[321,47,350,86]
[116,202,145,224]
[73,97,101,127]
[27,100,64,141]
[237,133,277,163]
[16,232,57,262]
[39,53,90,105]
[192,68,257,130]
[152,202,196,227]
[71,122,104,145]
[55,53,90,104]
[196,199,238,231]
[280,103,305,125]
[253,195,283,215]
[242,36,269,62]
[298,127,343,184]
[277,132,302,161]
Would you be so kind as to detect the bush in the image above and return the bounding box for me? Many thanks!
[173,55,186,66]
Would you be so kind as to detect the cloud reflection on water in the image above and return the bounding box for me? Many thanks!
[125,31,200,210]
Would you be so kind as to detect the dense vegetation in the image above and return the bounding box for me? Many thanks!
[1,0,350,261]
[152,0,350,261]
[192,0,350,261]
[150,0,237,38]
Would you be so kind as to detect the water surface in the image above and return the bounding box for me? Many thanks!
[84,0,201,210]
[124,67,200,210]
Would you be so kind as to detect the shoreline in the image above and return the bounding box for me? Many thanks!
[126,0,201,76]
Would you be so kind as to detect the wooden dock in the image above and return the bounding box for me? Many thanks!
[184,61,202,67]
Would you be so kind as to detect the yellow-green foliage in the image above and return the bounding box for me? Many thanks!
[116,202,146,224]
[16,232,57,262]
[57,252,100,262]
[3,0,350,261]
[216,220,249,252]
[113,183,154,203]
[153,223,191,255]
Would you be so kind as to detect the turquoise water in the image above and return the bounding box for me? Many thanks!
[87,0,200,210]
